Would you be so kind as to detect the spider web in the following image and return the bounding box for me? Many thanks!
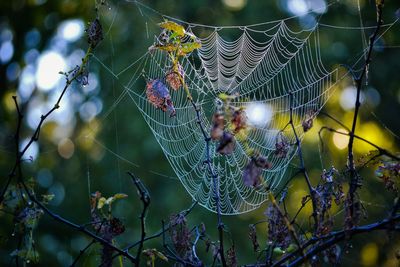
[114,12,339,214]
[85,0,400,215]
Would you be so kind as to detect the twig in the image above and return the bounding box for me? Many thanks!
[319,126,399,161]
[288,92,319,232]
[70,240,96,267]
[122,201,197,251]
[18,179,137,264]
[287,214,400,267]
[127,172,151,267]
[0,47,92,205]
[189,99,227,266]
[347,0,385,224]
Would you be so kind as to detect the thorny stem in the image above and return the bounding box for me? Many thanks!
[347,1,384,224]
[0,46,93,205]
[189,99,227,267]
[127,172,151,267]
[288,92,319,233]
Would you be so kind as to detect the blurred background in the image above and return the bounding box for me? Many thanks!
[0,0,399,266]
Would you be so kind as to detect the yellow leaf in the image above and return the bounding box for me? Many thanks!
[113,193,128,200]
[97,197,106,209]
[179,42,202,55]
[158,21,185,37]
[155,44,178,52]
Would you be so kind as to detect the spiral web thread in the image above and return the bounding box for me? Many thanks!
[118,15,340,215]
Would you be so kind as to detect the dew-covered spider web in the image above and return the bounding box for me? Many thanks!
[90,1,398,215]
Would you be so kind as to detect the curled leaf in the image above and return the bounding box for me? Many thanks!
[146,79,176,117]
[166,63,184,91]
[231,108,247,134]
[302,110,316,132]
[217,131,235,155]
[274,137,289,158]
[86,18,103,49]
[211,112,225,140]
[242,155,271,188]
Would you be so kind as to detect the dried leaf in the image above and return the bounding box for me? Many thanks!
[86,18,103,49]
[211,112,225,140]
[231,109,247,134]
[159,21,185,37]
[302,110,316,132]
[217,132,235,155]
[146,79,176,117]
[248,224,260,252]
[166,63,184,91]
[242,155,271,188]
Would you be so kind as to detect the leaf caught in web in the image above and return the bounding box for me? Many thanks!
[231,108,247,134]
[166,63,185,91]
[302,110,316,132]
[146,79,176,117]
[242,155,271,188]
[211,112,225,140]
[158,20,185,37]
[179,42,202,55]
[217,131,235,155]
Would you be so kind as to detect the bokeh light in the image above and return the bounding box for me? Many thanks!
[332,128,349,150]
[36,51,66,91]
[57,19,84,42]
[221,0,247,11]
[245,102,273,128]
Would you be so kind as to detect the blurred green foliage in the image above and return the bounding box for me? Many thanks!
[0,0,399,266]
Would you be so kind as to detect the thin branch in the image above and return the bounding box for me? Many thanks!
[18,180,137,264]
[189,99,227,267]
[287,214,400,267]
[0,47,92,205]
[122,201,197,252]
[288,92,319,232]
[70,240,96,267]
[347,0,385,224]
[319,126,399,161]
[127,172,151,267]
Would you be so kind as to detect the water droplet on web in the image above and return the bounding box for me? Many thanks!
[28,201,32,205]
[26,260,30,263]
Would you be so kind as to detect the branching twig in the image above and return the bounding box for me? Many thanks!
[70,240,96,267]
[190,99,227,267]
[127,172,151,267]
[347,0,385,224]
[288,92,319,232]
[0,47,92,205]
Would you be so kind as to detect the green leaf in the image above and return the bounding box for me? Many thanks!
[41,194,55,204]
[159,21,185,37]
